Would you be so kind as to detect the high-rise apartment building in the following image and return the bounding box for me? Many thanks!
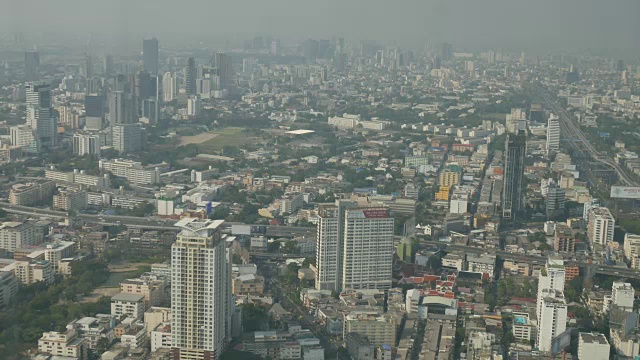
[24,51,40,81]
[611,282,634,312]
[143,38,159,74]
[171,218,232,360]
[546,115,560,154]
[587,207,615,247]
[536,257,567,352]
[73,133,101,157]
[10,125,40,154]
[537,289,568,352]
[315,201,394,292]
[578,332,610,360]
[26,82,56,146]
[185,58,197,96]
[162,72,177,102]
[502,131,526,221]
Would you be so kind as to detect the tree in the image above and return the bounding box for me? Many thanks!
[241,304,269,332]
[565,276,584,303]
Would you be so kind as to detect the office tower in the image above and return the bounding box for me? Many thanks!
[185,57,197,96]
[546,115,560,154]
[315,201,394,292]
[303,38,319,62]
[546,184,566,220]
[335,52,347,73]
[103,55,114,77]
[26,82,56,146]
[616,60,625,72]
[187,97,201,117]
[440,43,453,61]
[566,65,579,84]
[213,53,233,90]
[143,38,159,74]
[536,257,567,352]
[502,131,526,221]
[587,207,615,247]
[24,51,40,81]
[109,91,136,125]
[171,218,232,360]
[85,94,104,130]
[111,123,143,153]
[134,71,154,100]
[162,72,177,102]
[142,99,158,124]
[73,133,101,157]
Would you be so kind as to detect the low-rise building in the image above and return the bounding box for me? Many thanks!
[111,293,145,320]
[38,328,89,359]
[578,332,610,360]
[343,311,397,347]
[151,322,172,352]
[0,271,18,308]
[120,277,165,308]
[9,180,56,206]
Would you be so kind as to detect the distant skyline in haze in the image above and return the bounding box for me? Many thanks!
[2,0,640,56]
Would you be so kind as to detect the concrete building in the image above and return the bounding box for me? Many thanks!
[465,253,496,277]
[0,220,42,252]
[38,329,88,359]
[0,271,18,308]
[536,289,568,352]
[143,38,159,74]
[612,282,634,312]
[120,277,165,308]
[587,207,615,247]
[53,189,87,212]
[280,193,304,215]
[187,96,201,117]
[171,218,233,360]
[163,72,177,102]
[439,170,461,188]
[151,323,172,352]
[546,115,560,154]
[111,293,146,320]
[624,233,640,266]
[145,307,171,336]
[9,180,56,206]
[10,125,40,153]
[315,201,394,292]
[232,273,265,296]
[73,133,101,157]
[99,158,160,185]
[112,123,143,153]
[343,311,397,347]
[578,332,610,360]
[449,194,468,214]
[512,312,534,342]
[1,259,54,285]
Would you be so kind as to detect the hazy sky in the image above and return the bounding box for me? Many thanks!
[3,0,640,54]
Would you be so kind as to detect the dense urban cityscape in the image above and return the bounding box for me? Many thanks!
[0,8,639,360]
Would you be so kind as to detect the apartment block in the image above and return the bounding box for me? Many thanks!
[38,329,89,359]
[111,293,145,320]
[99,158,161,185]
[9,180,56,206]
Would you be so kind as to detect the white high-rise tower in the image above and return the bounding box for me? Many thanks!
[171,218,232,360]
[546,115,560,154]
[536,257,567,352]
[162,72,177,102]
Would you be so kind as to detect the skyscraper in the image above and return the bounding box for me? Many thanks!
[143,38,159,74]
[26,83,56,146]
[315,201,394,292]
[103,55,114,77]
[162,72,177,102]
[502,131,526,221]
[109,91,136,125]
[546,115,560,154]
[185,57,197,96]
[213,53,233,90]
[73,133,101,157]
[24,51,40,81]
[440,43,453,61]
[171,218,232,360]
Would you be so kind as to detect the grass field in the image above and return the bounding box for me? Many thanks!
[198,127,259,153]
[103,265,150,287]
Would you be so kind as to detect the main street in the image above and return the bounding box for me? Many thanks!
[532,83,637,186]
[421,240,640,279]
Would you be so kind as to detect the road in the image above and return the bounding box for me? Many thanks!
[421,240,640,279]
[532,84,637,186]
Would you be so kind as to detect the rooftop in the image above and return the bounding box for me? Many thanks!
[579,332,609,345]
[111,293,145,302]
